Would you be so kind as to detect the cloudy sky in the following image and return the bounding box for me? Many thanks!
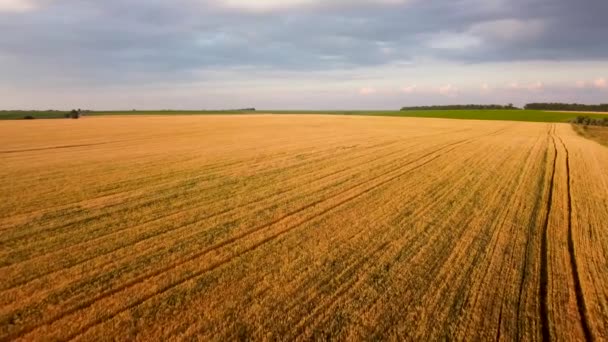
[1,0,607,110]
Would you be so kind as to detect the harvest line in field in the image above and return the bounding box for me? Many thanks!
[539,125,557,342]
[557,136,593,341]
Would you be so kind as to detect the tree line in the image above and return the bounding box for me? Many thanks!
[399,103,608,112]
[524,103,608,112]
[400,104,516,111]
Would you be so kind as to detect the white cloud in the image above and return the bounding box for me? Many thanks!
[507,81,543,91]
[481,83,490,92]
[0,0,37,12]
[594,78,607,89]
[571,78,607,90]
[359,87,377,95]
[217,0,408,12]
[508,82,520,90]
[438,84,458,97]
[218,0,314,12]
[401,85,417,94]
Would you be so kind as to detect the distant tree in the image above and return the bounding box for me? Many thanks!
[525,103,608,112]
[400,104,519,111]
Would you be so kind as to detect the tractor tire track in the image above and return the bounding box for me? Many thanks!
[556,136,593,341]
[515,126,553,340]
[0,140,135,154]
[540,124,557,342]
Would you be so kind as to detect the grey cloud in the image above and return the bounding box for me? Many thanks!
[0,0,606,86]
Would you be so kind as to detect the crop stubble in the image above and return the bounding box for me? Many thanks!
[0,115,607,341]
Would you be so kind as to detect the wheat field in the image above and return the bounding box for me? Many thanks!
[1,115,607,341]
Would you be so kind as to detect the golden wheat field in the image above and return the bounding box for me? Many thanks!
[1,115,608,341]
